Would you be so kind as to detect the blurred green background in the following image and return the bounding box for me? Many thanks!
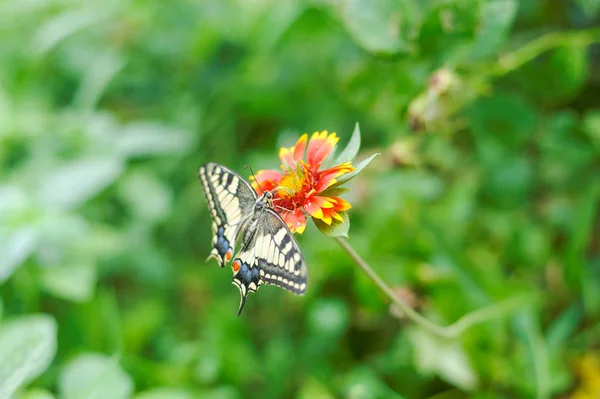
[1,0,600,398]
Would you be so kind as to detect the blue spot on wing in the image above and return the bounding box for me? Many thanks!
[215,227,231,263]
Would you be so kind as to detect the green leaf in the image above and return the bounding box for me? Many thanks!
[407,327,478,391]
[582,110,600,150]
[59,353,133,399]
[134,388,195,399]
[340,0,414,55]
[312,211,350,238]
[117,171,173,222]
[332,153,379,188]
[467,0,517,61]
[318,187,350,198]
[74,51,125,110]
[334,123,361,165]
[116,122,193,158]
[546,305,581,353]
[0,315,58,399]
[0,227,38,283]
[575,0,600,16]
[37,157,124,210]
[42,263,97,302]
[18,388,56,399]
[341,367,406,399]
[307,298,350,341]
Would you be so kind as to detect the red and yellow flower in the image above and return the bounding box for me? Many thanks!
[252,131,355,234]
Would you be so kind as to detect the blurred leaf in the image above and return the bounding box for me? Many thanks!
[546,305,582,353]
[194,345,220,385]
[37,157,124,210]
[32,7,114,56]
[512,310,551,398]
[117,171,173,223]
[59,354,133,399]
[313,211,350,238]
[467,0,517,60]
[582,110,600,150]
[333,122,361,165]
[408,328,478,391]
[195,387,240,399]
[41,263,96,302]
[0,315,57,399]
[116,122,193,158]
[298,378,336,399]
[75,52,125,110]
[0,227,38,283]
[339,0,414,55]
[548,45,588,100]
[575,0,600,17]
[306,298,350,342]
[513,44,589,104]
[341,366,405,399]
[123,299,167,354]
[18,388,56,399]
[134,388,194,399]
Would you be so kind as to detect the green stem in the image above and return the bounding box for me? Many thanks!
[335,237,523,339]
[487,27,600,77]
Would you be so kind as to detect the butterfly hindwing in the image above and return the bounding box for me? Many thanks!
[198,162,257,267]
[232,208,308,315]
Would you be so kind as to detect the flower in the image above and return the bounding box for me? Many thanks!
[251,131,355,234]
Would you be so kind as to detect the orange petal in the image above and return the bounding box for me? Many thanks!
[332,197,351,211]
[279,146,297,170]
[315,162,354,192]
[303,196,322,218]
[251,169,283,194]
[281,208,306,234]
[293,134,308,163]
[307,131,339,170]
[332,210,344,221]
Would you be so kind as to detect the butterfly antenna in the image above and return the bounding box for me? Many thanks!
[244,164,265,193]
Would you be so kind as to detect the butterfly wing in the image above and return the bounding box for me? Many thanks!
[198,162,257,267]
[231,208,308,315]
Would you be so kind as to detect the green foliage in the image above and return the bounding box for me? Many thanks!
[1,0,599,398]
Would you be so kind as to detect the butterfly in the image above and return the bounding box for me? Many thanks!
[198,162,308,315]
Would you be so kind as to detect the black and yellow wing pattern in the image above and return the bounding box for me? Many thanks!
[198,162,308,315]
[198,162,257,267]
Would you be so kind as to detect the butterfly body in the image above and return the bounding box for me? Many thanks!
[198,162,308,315]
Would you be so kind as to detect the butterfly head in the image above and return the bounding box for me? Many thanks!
[256,190,274,210]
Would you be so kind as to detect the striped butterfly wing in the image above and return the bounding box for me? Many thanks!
[198,162,257,267]
[232,208,308,315]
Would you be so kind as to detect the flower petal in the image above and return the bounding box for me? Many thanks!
[251,169,284,194]
[279,146,297,170]
[281,208,306,234]
[315,162,355,192]
[307,131,339,170]
[293,134,308,163]
[322,208,343,223]
[331,197,351,211]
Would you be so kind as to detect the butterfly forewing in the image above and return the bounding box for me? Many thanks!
[232,208,307,315]
[198,162,257,267]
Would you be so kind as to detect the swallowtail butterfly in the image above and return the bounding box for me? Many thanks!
[198,162,308,315]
